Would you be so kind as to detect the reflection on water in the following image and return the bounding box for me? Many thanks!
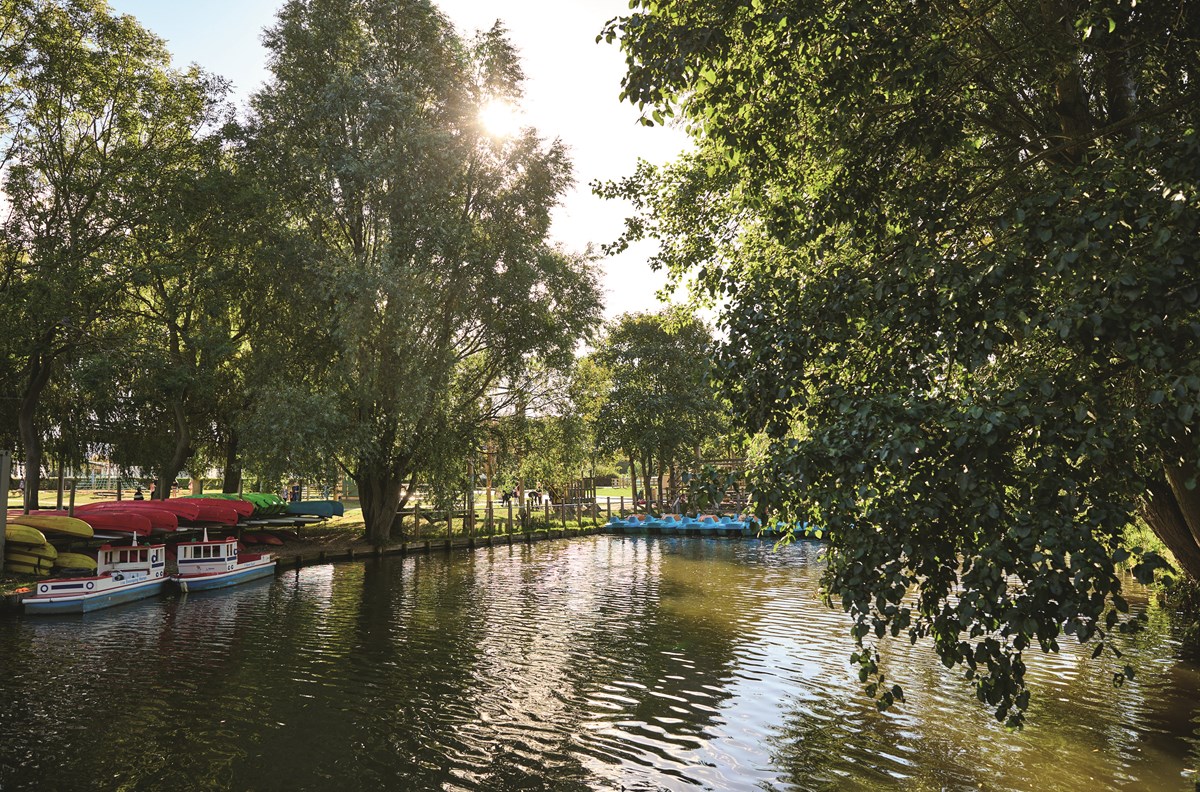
[0,537,1197,791]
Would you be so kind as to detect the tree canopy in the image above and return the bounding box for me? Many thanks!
[603,0,1200,725]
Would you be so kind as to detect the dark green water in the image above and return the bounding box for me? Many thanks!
[0,536,1197,791]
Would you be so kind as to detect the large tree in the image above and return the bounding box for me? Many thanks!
[251,0,600,545]
[0,0,220,507]
[603,0,1199,725]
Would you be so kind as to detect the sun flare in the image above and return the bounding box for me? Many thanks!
[479,99,522,138]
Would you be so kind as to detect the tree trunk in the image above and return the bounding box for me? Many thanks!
[18,356,53,512]
[629,452,638,504]
[1143,471,1200,580]
[357,467,405,547]
[221,431,242,493]
[158,397,193,500]
[656,457,665,511]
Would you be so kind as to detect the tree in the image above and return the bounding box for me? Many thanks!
[594,309,723,509]
[603,0,1199,725]
[0,0,223,509]
[251,0,600,545]
[511,357,608,505]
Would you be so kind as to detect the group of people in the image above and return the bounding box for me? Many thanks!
[132,481,177,500]
[498,488,551,507]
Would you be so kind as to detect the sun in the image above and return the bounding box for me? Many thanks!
[478,98,522,138]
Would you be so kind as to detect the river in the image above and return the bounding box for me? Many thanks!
[0,536,1197,790]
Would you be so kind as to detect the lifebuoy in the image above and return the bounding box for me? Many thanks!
[85,581,94,590]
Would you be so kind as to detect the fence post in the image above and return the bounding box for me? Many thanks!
[68,480,77,516]
[607,497,611,521]
[620,496,625,514]
[415,501,422,539]
[544,498,549,530]
[117,481,122,501]
[447,508,453,540]
[507,500,513,534]
[56,468,64,510]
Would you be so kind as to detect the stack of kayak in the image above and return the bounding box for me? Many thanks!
[5,492,345,582]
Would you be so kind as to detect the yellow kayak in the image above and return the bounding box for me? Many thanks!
[6,545,58,566]
[7,542,57,562]
[4,523,48,547]
[4,559,51,576]
[53,552,97,572]
[8,513,94,539]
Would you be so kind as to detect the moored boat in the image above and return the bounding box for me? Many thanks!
[23,541,168,614]
[172,534,275,593]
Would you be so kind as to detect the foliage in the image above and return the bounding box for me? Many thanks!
[0,0,224,507]
[594,308,724,504]
[603,0,1198,725]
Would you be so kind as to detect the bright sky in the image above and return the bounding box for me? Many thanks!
[106,0,690,321]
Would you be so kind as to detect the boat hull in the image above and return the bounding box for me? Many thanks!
[174,560,276,593]
[24,578,167,614]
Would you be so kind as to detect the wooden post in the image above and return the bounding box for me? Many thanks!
[507,500,513,534]
[487,501,493,536]
[117,481,123,501]
[592,498,598,527]
[466,459,475,536]
[56,467,64,510]
[447,508,453,540]
[544,498,549,530]
[68,480,77,516]
[620,495,625,514]
[0,451,10,561]
[559,501,566,530]
[414,501,421,540]
[607,497,611,521]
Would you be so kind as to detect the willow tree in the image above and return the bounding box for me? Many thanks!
[603,0,1199,724]
[251,0,599,544]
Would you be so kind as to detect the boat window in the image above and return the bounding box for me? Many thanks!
[140,549,148,562]
[119,550,128,563]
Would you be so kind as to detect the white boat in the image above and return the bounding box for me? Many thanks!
[24,542,168,614]
[172,535,276,593]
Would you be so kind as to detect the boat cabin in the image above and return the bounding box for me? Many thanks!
[97,543,167,581]
[176,538,239,575]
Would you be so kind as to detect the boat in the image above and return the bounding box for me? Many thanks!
[7,513,94,540]
[37,509,154,537]
[5,542,56,576]
[172,533,276,593]
[176,495,255,519]
[23,541,168,614]
[78,499,200,524]
[163,498,240,526]
[53,551,97,573]
[285,500,344,518]
[5,523,48,547]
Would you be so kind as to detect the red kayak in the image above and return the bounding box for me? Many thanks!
[32,509,153,536]
[163,498,240,525]
[181,495,255,518]
[79,499,203,523]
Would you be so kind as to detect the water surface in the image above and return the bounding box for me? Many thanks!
[0,536,1196,790]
